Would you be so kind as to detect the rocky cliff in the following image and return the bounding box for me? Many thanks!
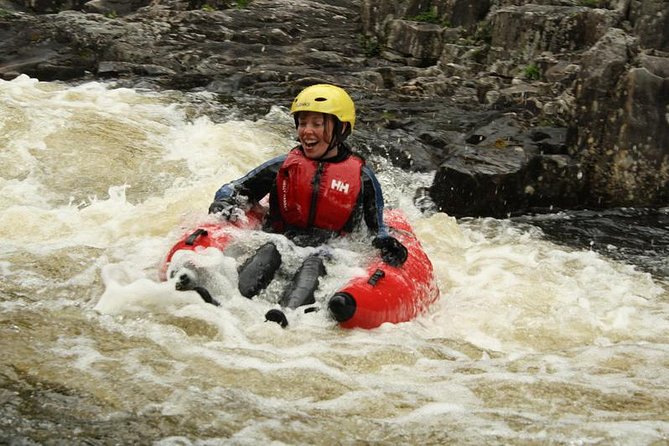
[1,0,667,217]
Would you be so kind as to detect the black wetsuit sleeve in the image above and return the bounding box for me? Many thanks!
[361,165,390,238]
[213,155,286,204]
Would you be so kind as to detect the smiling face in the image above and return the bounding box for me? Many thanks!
[296,111,337,160]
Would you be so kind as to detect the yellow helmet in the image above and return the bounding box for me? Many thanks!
[290,84,356,130]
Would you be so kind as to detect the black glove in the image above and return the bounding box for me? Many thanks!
[372,236,408,267]
[208,198,240,220]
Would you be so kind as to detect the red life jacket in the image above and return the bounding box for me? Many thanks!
[275,148,364,232]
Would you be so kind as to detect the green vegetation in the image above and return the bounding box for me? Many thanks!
[406,9,450,27]
[235,0,250,7]
[358,34,380,58]
[474,22,492,45]
[75,47,96,63]
[578,0,599,7]
[381,111,396,120]
[104,10,118,18]
[524,64,541,80]
[201,3,216,11]
[0,8,13,18]
[469,46,488,64]
[407,10,438,24]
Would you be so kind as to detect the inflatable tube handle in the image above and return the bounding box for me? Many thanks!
[367,269,385,285]
[185,229,209,246]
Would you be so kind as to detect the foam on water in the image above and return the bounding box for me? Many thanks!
[1,76,668,444]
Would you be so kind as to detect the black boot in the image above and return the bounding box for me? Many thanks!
[238,242,282,298]
[280,254,326,309]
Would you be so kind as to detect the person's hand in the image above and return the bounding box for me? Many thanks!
[208,199,241,220]
[372,236,408,267]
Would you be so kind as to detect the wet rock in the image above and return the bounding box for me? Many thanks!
[0,0,667,216]
[525,126,568,155]
[430,144,531,218]
[487,4,618,73]
[82,0,150,15]
[361,0,491,37]
[570,28,669,207]
[429,113,582,216]
[629,0,669,51]
[97,60,177,76]
[385,20,444,67]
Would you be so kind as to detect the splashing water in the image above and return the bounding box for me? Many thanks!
[1,75,668,445]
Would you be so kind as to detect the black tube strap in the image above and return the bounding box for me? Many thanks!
[367,269,385,285]
[185,228,208,246]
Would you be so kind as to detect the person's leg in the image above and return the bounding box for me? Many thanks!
[279,253,326,309]
[237,242,282,298]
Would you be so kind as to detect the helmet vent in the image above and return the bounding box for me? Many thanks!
[314,97,327,102]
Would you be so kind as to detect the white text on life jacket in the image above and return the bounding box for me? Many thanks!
[331,179,350,193]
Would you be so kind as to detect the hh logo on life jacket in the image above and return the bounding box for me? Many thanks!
[331,179,350,193]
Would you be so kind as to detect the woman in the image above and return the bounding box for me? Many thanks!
[209,84,407,309]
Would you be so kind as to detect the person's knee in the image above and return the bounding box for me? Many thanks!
[302,254,326,276]
[238,242,282,298]
[279,254,327,309]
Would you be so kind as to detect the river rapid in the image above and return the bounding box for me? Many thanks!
[1,75,668,445]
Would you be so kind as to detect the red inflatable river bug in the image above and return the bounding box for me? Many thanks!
[328,209,440,329]
[160,208,440,329]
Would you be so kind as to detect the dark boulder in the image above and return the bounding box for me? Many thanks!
[431,144,530,218]
[429,114,584,217]
[569,28,669,207]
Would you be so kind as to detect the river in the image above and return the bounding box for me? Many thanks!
[1,75,668,445]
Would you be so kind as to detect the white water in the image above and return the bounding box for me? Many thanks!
[1,75,668,445]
